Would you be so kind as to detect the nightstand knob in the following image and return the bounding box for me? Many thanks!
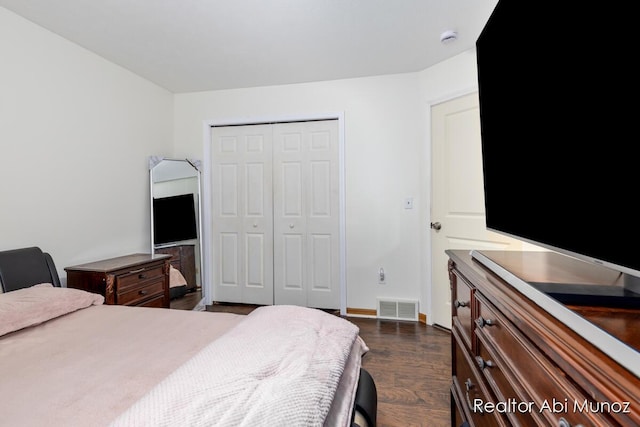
[454,300,468,308]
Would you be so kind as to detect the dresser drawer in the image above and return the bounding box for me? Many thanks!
[452,269,474,351]
[475,293,615,427]
[452,328,508,427]
[475,333,539,426]
[136,292,166,308]
[117,265,165,291]
[117,278,165,306]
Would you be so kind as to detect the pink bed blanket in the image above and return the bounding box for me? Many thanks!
[0,285,366,426]
[110,305,367,427]
[0,288,244,427]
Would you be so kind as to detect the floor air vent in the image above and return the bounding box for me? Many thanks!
[377,299,419,321]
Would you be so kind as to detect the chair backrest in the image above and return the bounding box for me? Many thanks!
[0,247,61,293]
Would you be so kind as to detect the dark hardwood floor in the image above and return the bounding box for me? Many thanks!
[169,289,202,310]
[352,317,452,427]
[170,298,452,427]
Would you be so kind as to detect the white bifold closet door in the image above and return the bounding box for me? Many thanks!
[211,120,340,309]
[211,124,274,305]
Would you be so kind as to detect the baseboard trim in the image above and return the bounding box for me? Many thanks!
[347,307,428,324]
[346,307,377,317]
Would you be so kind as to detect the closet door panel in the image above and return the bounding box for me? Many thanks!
[245,233,265,287]
[310,234,331,289]
[281,162,302,216]
[219,164,238,215]
[310,161,331,216]
[245,163,265,216]
[274,123,304,306]
[305,121,340,309]
[274,120,340,309]
[212,125,273,305]
[279,233,305,305]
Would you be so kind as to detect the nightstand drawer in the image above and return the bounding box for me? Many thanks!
[117,265,165,291]
[117,279,165,306]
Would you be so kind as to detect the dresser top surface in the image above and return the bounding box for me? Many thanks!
[65,253,171,273]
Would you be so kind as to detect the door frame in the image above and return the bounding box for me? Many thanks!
[201,112,347,315]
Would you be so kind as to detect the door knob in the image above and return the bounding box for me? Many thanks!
[430,222,442,231]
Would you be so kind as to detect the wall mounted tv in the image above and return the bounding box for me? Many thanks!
[475,1,639,305]
[153,193,198,246]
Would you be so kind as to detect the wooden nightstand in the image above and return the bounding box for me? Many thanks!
[65,253,171,308]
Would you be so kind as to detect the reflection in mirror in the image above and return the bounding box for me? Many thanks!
[149,157,204,308]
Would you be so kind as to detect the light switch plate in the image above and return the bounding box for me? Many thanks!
[404,197,413,209]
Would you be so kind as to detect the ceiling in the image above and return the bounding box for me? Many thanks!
[1,0,499,93]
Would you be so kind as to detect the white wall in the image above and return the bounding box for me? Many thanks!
[174,73,426,312]
[174,51,481,315]
[0,7,174,280]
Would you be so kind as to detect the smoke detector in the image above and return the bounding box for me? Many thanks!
[440,30,458,44]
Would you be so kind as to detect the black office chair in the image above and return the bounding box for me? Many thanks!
[0,247,61,293]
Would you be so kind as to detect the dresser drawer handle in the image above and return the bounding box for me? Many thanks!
[138,274,147,279]
[558,417,583,427]
[475,316,495,328]
[138,290,148,296]
[454,300,469,308]
[129,268,145,274]
[464,378,474,391]
[476,356,494,370]
[464,379,482,413]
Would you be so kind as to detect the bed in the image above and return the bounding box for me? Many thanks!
[0,247,377,427]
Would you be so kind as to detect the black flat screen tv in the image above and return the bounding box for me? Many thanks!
[153,194,198,246]
[475,1,640,303]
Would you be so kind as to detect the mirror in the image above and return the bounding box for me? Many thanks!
[149,157,204,306]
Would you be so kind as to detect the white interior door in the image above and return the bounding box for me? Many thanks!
[211,124,274,305]
[430,92,521,328]
[210,120,340,309]
[273,121,340,309]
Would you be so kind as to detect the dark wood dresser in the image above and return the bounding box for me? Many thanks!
[154,244,196,290]
[65,254,171,308]
[448,250,640,427]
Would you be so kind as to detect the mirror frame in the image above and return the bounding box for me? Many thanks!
[149,156,205,308]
